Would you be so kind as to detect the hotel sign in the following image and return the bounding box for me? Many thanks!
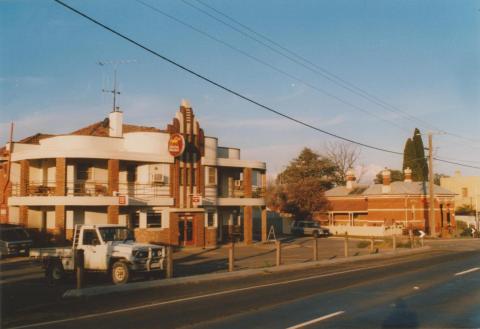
[168,133,186,157]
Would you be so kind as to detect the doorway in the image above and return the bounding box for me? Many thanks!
[178,216,194,246]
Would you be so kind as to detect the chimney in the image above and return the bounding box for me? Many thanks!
[404,167,412,182]
[346,168,356,189]
[109,110,123,138]
[382,168,391,193]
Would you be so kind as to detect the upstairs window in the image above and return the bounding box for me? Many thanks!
[208,167,216,185]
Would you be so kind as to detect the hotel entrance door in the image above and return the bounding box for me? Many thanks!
[178,216,194,246]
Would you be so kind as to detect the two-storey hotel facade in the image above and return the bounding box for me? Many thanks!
[0,101,267,247]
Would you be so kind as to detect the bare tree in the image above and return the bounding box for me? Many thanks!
[324,142,362,184]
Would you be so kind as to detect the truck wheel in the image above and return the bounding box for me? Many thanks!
[111,261,130,285]
[47,261,65,283]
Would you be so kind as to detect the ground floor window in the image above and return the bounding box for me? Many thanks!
[207,212,215,227]
[147,212,162,228]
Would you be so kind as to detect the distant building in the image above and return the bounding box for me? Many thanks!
[322,168,457,236]
[440,171,480,212]
[0,101,267,247]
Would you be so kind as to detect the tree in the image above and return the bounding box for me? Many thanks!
[325,142,363,185]
[374,169,404,184]
[268,148,338,219]
[434,173,449,185]
[403,128,429,181]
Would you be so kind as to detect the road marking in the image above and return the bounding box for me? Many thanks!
[286,311,345,329]
[6,257,430,329]
[454,267,480,276]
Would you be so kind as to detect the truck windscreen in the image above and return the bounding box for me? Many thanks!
[99,227,134,242]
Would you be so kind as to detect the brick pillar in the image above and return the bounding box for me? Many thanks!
[20,160,29,196]
[108,159,119,195]
[55,158,66,196]
[261,207,267,242]
[19,205,28,227]
[243,206,253,244]
[243,168,252,198]
[55,205,65,240]
[108,205,119,224]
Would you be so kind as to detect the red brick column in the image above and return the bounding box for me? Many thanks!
[243,206,253,244]
[55,158,66,196]
[19,206,28,227]
[261,207,267,242]
[243,168,252,198]
[108,159,119,195]
[55,205,65,241]
[20,160,29,196]
[107,205,119,224]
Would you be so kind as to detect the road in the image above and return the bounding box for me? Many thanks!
[2,239,479,329]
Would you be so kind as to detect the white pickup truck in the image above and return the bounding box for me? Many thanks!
[30,224,166,285]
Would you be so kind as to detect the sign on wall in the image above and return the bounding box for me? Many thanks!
[168,133,186,157]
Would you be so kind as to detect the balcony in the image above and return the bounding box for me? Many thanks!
[10,181,170,199]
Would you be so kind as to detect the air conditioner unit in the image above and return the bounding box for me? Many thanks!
[152,173,165,183]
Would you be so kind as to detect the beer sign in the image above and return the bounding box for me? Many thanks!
[168,133,186,157]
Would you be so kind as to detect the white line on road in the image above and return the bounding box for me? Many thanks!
[6,257,428,329]
[286,311,345,329]
[454,267,480,276]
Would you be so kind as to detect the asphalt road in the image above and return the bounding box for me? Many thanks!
[3,240,479,329]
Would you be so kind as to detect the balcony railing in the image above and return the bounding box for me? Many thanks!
[223,185,265,198]
[10,181,170,199]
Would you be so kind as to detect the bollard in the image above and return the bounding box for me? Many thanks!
[228,241,235,272]
[313,236,318,261]
[420,237,424,247]
[276,240,282,266]
[370,236,374,253]
[166,245,173,279]
[75,249,84,289]
[393,234,396,251]
[409,229,414,249]
[344,232,349,258]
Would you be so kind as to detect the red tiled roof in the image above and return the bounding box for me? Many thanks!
[70,118,164,137]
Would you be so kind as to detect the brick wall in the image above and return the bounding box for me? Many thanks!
[243,206,253,244]
[205,228,217,246]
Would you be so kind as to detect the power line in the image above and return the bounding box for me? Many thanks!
[187,0,480,145]
[52,0,480,171]
[135,0,411,134]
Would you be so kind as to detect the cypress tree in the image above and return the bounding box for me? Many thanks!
[403,138,415,173]
[412,128,429,181]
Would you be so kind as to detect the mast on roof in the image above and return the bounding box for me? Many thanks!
[98,59,136,112]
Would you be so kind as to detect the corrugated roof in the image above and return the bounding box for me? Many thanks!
[326,181,456,197]
[325,184,369,197]
[363,181,456,195]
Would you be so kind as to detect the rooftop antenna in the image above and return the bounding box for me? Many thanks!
[98,59,136,112]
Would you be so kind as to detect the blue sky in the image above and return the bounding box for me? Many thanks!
[1,0,479,181]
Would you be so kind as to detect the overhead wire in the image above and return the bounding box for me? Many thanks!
[187,0,480,146]
[135,0,411,134]
[52,0,480,171]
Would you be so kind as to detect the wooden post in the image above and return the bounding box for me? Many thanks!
[313,236,318,261]
[75,249,84,289]
[166,245,173,279]
[276,240,282,266]
[344,232,349,257]
[228,241,235,272]
[393,234,397,251]
[409,229,414,249]
[370,236,374,253]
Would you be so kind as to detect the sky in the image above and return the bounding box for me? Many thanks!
[1,0,479,182]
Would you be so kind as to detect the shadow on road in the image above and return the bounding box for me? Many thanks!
[381,298,419,328]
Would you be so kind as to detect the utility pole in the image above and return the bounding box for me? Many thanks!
[428,132,436,237]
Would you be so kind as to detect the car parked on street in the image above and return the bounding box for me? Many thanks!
[0,224,33,258]
[291,221,330,237]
